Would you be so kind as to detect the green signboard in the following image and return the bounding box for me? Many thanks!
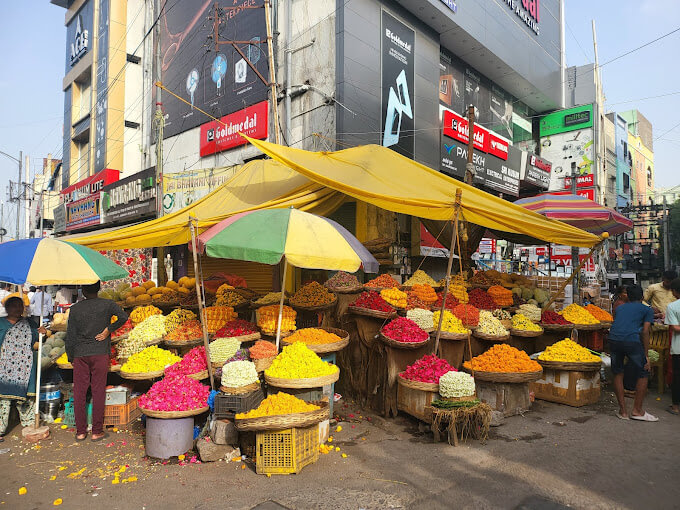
[539,104,593,136]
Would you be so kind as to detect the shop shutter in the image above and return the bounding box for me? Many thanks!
[187,255,275,294]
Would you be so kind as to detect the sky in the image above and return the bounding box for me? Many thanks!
[0,1,678,238]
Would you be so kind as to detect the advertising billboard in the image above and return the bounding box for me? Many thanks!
[199,100,268,157]
[101,168,157,225]
[94,0,110,174]
[162,166,237,214]
[539,105,594,191]
[381,11,415,158]
[158,0,269,139]
[65,0,93,72]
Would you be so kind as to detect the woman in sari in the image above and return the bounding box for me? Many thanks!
[0,296,46,441]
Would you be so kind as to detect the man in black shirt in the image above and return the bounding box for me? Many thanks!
[66,282,127,441]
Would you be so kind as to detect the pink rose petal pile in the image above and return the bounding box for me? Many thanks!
[164,346,208,377]
[138,374,210,411]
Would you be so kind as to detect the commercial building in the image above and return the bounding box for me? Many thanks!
[53,0,570,280]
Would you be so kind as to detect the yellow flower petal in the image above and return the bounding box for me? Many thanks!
[60,425,67,430]
[18,487,27,495]
[53,418,62,424]
[53,499,63,506]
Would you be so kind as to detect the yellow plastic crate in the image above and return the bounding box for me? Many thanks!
[256,424,319,475]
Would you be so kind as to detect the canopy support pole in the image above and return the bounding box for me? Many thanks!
[542,241,602,312]
[275,259,288,352]
[34,289,45,429]
[434,189,463,355]
[189,219,215,390]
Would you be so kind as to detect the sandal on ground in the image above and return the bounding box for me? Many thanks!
[631,412,659,422]
[666,407,680,416]
[75,434,88,441]
[91,432,110,442]
[616,412,629,420]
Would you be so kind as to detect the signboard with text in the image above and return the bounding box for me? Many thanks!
[552,188,595,201]
[199,101,268,157]
[101,167,157,225]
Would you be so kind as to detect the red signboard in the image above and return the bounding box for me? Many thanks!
[443,110,509,160]
[563,174,594,189]
[200,101,269,157]
[60,168,120,204]
[552,188,595,201]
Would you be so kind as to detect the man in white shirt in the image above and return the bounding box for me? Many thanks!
[30,288,54,324]
[664,279,680,415]
[0,284,10,318]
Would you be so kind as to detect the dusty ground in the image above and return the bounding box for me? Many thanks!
[1,387,678,510]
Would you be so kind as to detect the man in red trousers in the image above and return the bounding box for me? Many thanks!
[65,282,127,441]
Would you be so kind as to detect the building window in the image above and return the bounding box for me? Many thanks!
[647,166,652,187]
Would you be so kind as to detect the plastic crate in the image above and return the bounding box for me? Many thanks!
[256,424,319,475]
[104,396,141,427]
[63,399,92,427]
[214,389,264,420]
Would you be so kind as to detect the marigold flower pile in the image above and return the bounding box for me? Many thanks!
[265,343,338,379]
[464,344,541,373]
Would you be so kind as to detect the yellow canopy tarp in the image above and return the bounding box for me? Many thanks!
[71,140,601,250]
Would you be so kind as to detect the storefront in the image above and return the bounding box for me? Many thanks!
[57,168,120,234]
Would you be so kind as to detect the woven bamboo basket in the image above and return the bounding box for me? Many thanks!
[186,370,209,380]
[253,356,275,373]
[396,373,439,392]
[289,297,337,312]
[537,359,601,371]
[510,327,544,338]
[140,406,210,419]
[119,369,165,380]
[463,367,543,383]
[214,332,260,343]
[598,321,612,329]
[575,323,604,331]
[347,306,396,320]
[363,286,390,293]
[540,323,575,331]
[220,381,261,395]
[56,362,73,370]
[435,331,470,341]
[473,330,510,342]
[108,364,121,373]
[49,323,67,332]
[163,337,204,348]
[235,400,329,432]
[325,284,363,294]
[111,333,128,343]
[281,328,350,354]
[144,337,163,347]
[499,319,513,329]
[379,332,429,350]
[265,369,339,389]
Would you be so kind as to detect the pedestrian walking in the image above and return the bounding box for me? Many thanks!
[609,284,657,421]
[30,288,53,325]
[664,278,680,416]
[0,297,46,441]
[65,282,127,441]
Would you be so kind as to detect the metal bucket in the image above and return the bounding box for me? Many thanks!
[39,382,62,420]
[145,417,194,459]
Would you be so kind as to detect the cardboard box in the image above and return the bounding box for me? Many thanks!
[530,369,600,407]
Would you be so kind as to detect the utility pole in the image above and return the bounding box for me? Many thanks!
[0,149,23,240]
[24,155,30,238]
[1,202,4,243]
[663,196,670,270]
[154,0,167,285]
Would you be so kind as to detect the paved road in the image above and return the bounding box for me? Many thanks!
[1,388,677,509]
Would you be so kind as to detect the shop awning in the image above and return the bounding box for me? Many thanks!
[245,138,601,247]
[71,140,601,250]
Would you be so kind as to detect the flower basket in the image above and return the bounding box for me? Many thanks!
[235,400,329,432]
[265,370,339,389]
[139,406,210,419]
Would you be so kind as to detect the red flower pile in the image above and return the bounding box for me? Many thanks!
[364,274,400,289]
[382,317,428,343]
[164,346,208,377]
[468,288,495,310]
[453,304,480,327]
[434,292,460,311]
[138,374,209,412]
[406,292,431,311]
[350,291,393,312]
[112,319,133,339]
[541,310,573,325]
[402,354,456,383]
[215,319,259,338]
